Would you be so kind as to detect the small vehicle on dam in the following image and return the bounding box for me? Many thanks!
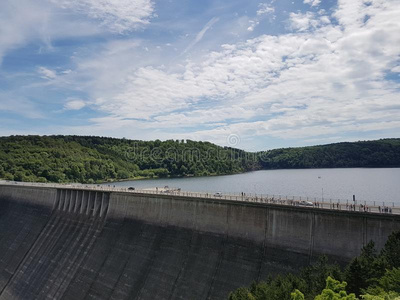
[299,200,314,207]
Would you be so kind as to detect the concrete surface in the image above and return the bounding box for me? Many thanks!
[0,184,400,300]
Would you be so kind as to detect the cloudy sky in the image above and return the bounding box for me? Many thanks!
[0,0,399,150]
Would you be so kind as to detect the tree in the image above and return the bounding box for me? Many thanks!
[362,268,400,300]
[4,173,14,180]
[346,242,385,295]
[381,231,400,269]
[13,171,25,182]
[315,276,358,300]
[361,293,400,300]
[297,256,344,298]
[228,287,256,300]
[179,165,188,175]
[117,169,130,179]
[291,289,305,300]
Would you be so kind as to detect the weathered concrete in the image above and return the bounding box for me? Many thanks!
[0,184,400,300]
[108,192,400,259]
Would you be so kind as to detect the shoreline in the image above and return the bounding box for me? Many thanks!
[2,166,400,186]
[100,166,400,185]
[100,170,248,184]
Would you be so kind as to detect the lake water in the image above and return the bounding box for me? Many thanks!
[108,168,400,205]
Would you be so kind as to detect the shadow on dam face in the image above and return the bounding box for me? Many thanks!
[0,185,400,299]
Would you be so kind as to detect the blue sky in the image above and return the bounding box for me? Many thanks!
[0,0,399,151]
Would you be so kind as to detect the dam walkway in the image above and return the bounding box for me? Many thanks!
[1,180,399,215]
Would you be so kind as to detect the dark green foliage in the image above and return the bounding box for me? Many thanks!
[378,268,400,294]
[345,242,386,295]
[314,277,357,300]
[248,274,307,300]
[258,139,400,169]
[300,256,344,298]
[229,231,400,300]
[362,268,400,299]
[0,135,256,183]
[228,258,341,300]
[228,287,256,300]
[380,231,400,269]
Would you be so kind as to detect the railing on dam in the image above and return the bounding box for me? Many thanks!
[0,180,399,215]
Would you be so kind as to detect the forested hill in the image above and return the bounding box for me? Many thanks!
[0,136,399,184]
[0,135,257,183]
[258,138,400,169]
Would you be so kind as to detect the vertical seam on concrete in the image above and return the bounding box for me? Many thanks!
[81,218,125,300]
[257,207,269,282]
[194,200,199,232]
[363,216,367,247]
[308,211,315,264]
[104,193,111,219]
[54,189,60,211]
[131,226,167,300]
[205,202,230,300]
[104,221,145,300]
[226,202,230,237]
[205,234,227,300]
[123,194,128,219]
[167,229,195,300]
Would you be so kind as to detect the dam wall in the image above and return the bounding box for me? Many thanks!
[108,192,400,260]
[0,184,56,208]
[0,184,400,300]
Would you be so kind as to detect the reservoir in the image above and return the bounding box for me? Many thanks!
[108,168,400,205]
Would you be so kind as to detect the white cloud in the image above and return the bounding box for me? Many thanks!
[31,0,400,147]
[51,0,155,33]
[304,0,321,7]
[64,99,86,110]
[248,3,276,32]
[38,67,57,79]
[289,11,324,32]
[257,3,275,16]
[247,20,259,32]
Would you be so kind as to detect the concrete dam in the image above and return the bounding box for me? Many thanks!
[0,184,400,300]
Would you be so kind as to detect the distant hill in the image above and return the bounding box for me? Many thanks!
[258,138,400,169]
[0,136,399,183]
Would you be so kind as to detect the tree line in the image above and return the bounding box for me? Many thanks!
[0,135,399,183]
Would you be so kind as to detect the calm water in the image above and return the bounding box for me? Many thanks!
[108,168,400,205]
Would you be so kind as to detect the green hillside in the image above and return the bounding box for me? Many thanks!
[0,135,257,183]
[259,139,400,169]
[0,135,399,183]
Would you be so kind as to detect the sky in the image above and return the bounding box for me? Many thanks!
[0,0,399,151]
